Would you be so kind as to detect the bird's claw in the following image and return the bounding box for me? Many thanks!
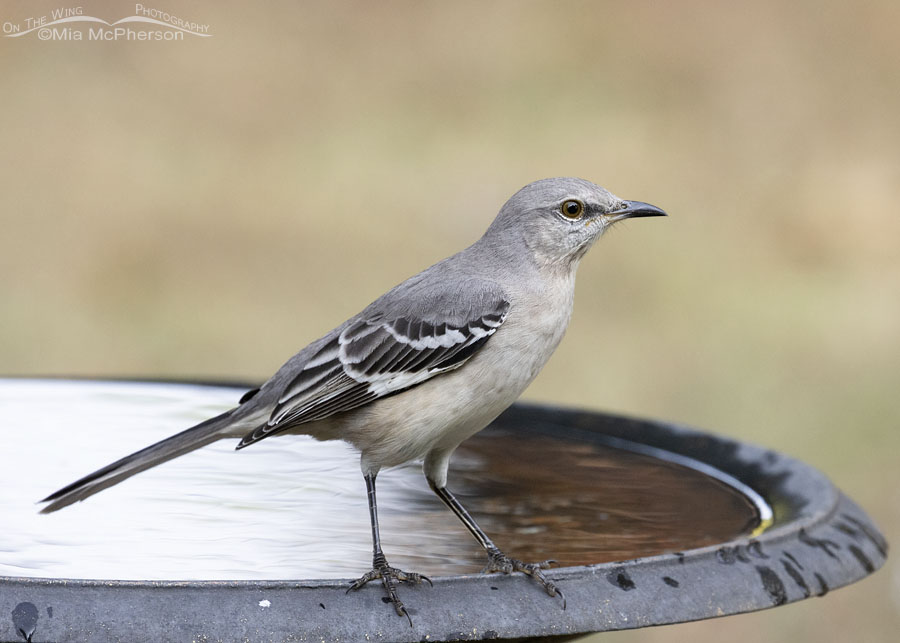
[347,559,431,626]
[483,550,566,609]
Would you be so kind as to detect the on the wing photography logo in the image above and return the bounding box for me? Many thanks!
[3,4,212,41]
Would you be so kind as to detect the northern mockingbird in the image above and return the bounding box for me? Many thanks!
[41,177,665,623]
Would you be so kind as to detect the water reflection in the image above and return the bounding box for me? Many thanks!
[0,380,758,580]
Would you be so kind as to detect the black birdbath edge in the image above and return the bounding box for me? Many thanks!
[1,383,888,643]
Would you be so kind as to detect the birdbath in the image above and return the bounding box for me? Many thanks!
[0,379,888,642]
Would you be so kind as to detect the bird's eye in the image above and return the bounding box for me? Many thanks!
[560,199,585,220]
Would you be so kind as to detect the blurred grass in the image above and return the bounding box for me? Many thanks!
[1,1,897,640]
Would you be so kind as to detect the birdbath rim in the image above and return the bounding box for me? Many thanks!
[0,378,888,642]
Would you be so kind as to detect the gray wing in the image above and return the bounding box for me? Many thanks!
[237,285,509,448]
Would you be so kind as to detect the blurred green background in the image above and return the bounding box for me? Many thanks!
[1,1,897,640]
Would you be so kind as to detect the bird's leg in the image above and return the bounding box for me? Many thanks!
[347,472,431,626]
[428,479,565,608]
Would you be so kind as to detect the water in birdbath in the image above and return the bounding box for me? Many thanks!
[0,379,762,580]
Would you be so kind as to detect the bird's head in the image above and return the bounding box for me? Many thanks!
[485,177,666,267]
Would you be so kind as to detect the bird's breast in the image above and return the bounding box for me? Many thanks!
[335,271,577,470]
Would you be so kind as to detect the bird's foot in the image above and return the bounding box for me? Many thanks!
[482,549,565,609]
[347,556,432,626]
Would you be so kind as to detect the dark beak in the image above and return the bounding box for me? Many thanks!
[609,200,667,222]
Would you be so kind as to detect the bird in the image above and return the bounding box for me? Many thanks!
[40,177,665,624]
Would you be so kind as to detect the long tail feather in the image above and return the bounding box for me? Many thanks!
[40,409,236,513]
